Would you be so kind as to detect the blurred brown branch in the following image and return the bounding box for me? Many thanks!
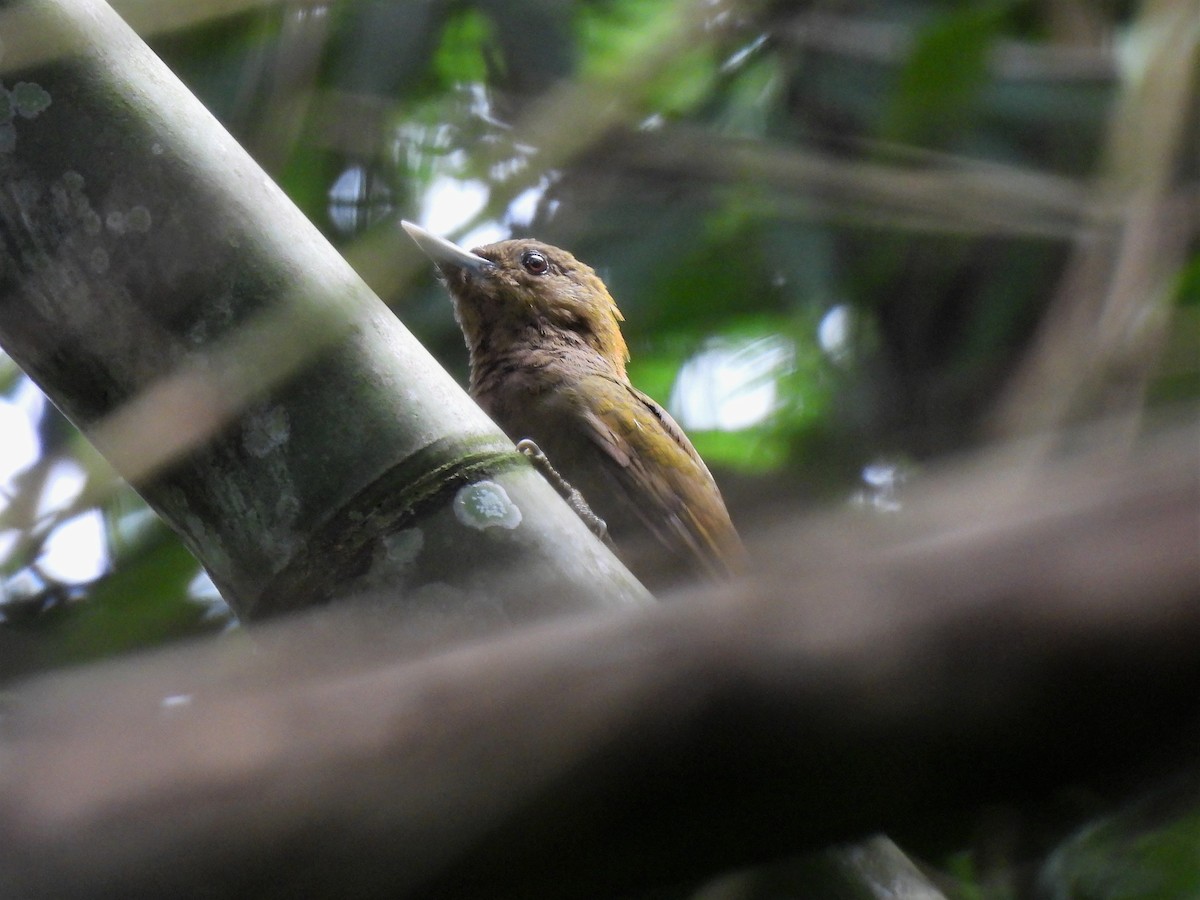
[0,420,1196,898]
[992,0,1200,443]
[605,125,1098,238]
[781,10,1118,83]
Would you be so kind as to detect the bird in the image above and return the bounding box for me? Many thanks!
[403,220,745,588]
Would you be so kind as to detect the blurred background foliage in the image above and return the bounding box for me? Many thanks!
[0,0,1197,892]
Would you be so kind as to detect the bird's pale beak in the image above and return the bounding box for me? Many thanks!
[401,221,493,275]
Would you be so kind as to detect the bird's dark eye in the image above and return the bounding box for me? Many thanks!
[521,250,549,276]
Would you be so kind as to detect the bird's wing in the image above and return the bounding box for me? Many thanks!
[572,375,744,579]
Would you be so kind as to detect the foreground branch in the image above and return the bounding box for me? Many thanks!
[0,424,1196,898]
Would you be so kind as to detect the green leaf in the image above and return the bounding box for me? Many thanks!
[578,0,715,116]
[434,8,497,87]
[882,3,1011,145]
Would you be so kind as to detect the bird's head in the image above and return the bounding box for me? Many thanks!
[403,221,629,376]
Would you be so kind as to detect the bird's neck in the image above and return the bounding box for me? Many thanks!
[467,321,627,398]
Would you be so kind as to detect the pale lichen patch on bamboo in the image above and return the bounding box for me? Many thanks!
[453,481,522,531]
